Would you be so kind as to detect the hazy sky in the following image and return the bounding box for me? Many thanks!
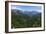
[11,5,42,12]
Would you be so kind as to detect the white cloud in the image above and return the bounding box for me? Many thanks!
[11,6,22,10]
[11,6,16,9]
[36,10,42,13]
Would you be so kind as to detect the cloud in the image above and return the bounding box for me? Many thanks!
[12,6,22,10]
[36,10,41,13]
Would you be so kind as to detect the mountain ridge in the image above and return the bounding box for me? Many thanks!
[11,9,41,16]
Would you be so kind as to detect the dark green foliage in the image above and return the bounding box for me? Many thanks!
[11,11,41,28]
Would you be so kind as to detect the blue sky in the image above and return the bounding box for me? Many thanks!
[11,5,42,12]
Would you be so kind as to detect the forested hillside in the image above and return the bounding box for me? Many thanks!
[11,9,41,28]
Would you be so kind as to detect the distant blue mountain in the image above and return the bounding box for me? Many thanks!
[11,9,41,16]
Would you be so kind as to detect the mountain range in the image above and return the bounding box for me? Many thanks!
[11,9,41,16]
